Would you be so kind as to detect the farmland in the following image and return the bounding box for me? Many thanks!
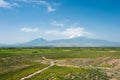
[0,47,120,80]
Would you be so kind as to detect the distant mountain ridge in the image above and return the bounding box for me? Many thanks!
[0,37,120,47]
[22,38,47,45]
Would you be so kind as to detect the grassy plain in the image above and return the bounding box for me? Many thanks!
[0,47,120,80]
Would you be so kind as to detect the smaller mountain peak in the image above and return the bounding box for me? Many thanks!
[70,36,88,39]
[32,38,47,42]
[35,38,45,40]
[75,36,87,38]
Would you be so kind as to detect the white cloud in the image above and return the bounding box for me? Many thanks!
[51,21,64,27]
[64,27,89,38]
[45,27,89,39]
[51,19,71,27]
[16,0,56,12]
[21,27,39,32]
[45,30,60,34]
[0,0,11,8]
[36,0,56,12]
[0,0,57,12]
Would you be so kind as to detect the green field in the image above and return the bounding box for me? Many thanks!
[27,66,109,80]
[0,47,120,80]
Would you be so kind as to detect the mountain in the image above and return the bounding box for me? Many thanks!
[18,38,47,46]
[0,44,9,47]
[0,37,120,47]
[49,37,120,47]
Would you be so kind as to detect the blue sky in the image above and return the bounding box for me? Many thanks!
[0,0,120,44]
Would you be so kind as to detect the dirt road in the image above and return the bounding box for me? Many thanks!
[20,61,54,80]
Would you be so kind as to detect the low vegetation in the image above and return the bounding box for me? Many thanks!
[0,47,120,80]
[27,66,110,80]
[0,64,48,80]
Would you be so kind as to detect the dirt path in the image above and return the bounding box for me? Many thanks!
[20,61,54,80]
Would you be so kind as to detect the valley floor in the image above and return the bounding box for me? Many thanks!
[0,47,120,80]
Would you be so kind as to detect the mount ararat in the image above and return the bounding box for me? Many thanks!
[1,37,120,47]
